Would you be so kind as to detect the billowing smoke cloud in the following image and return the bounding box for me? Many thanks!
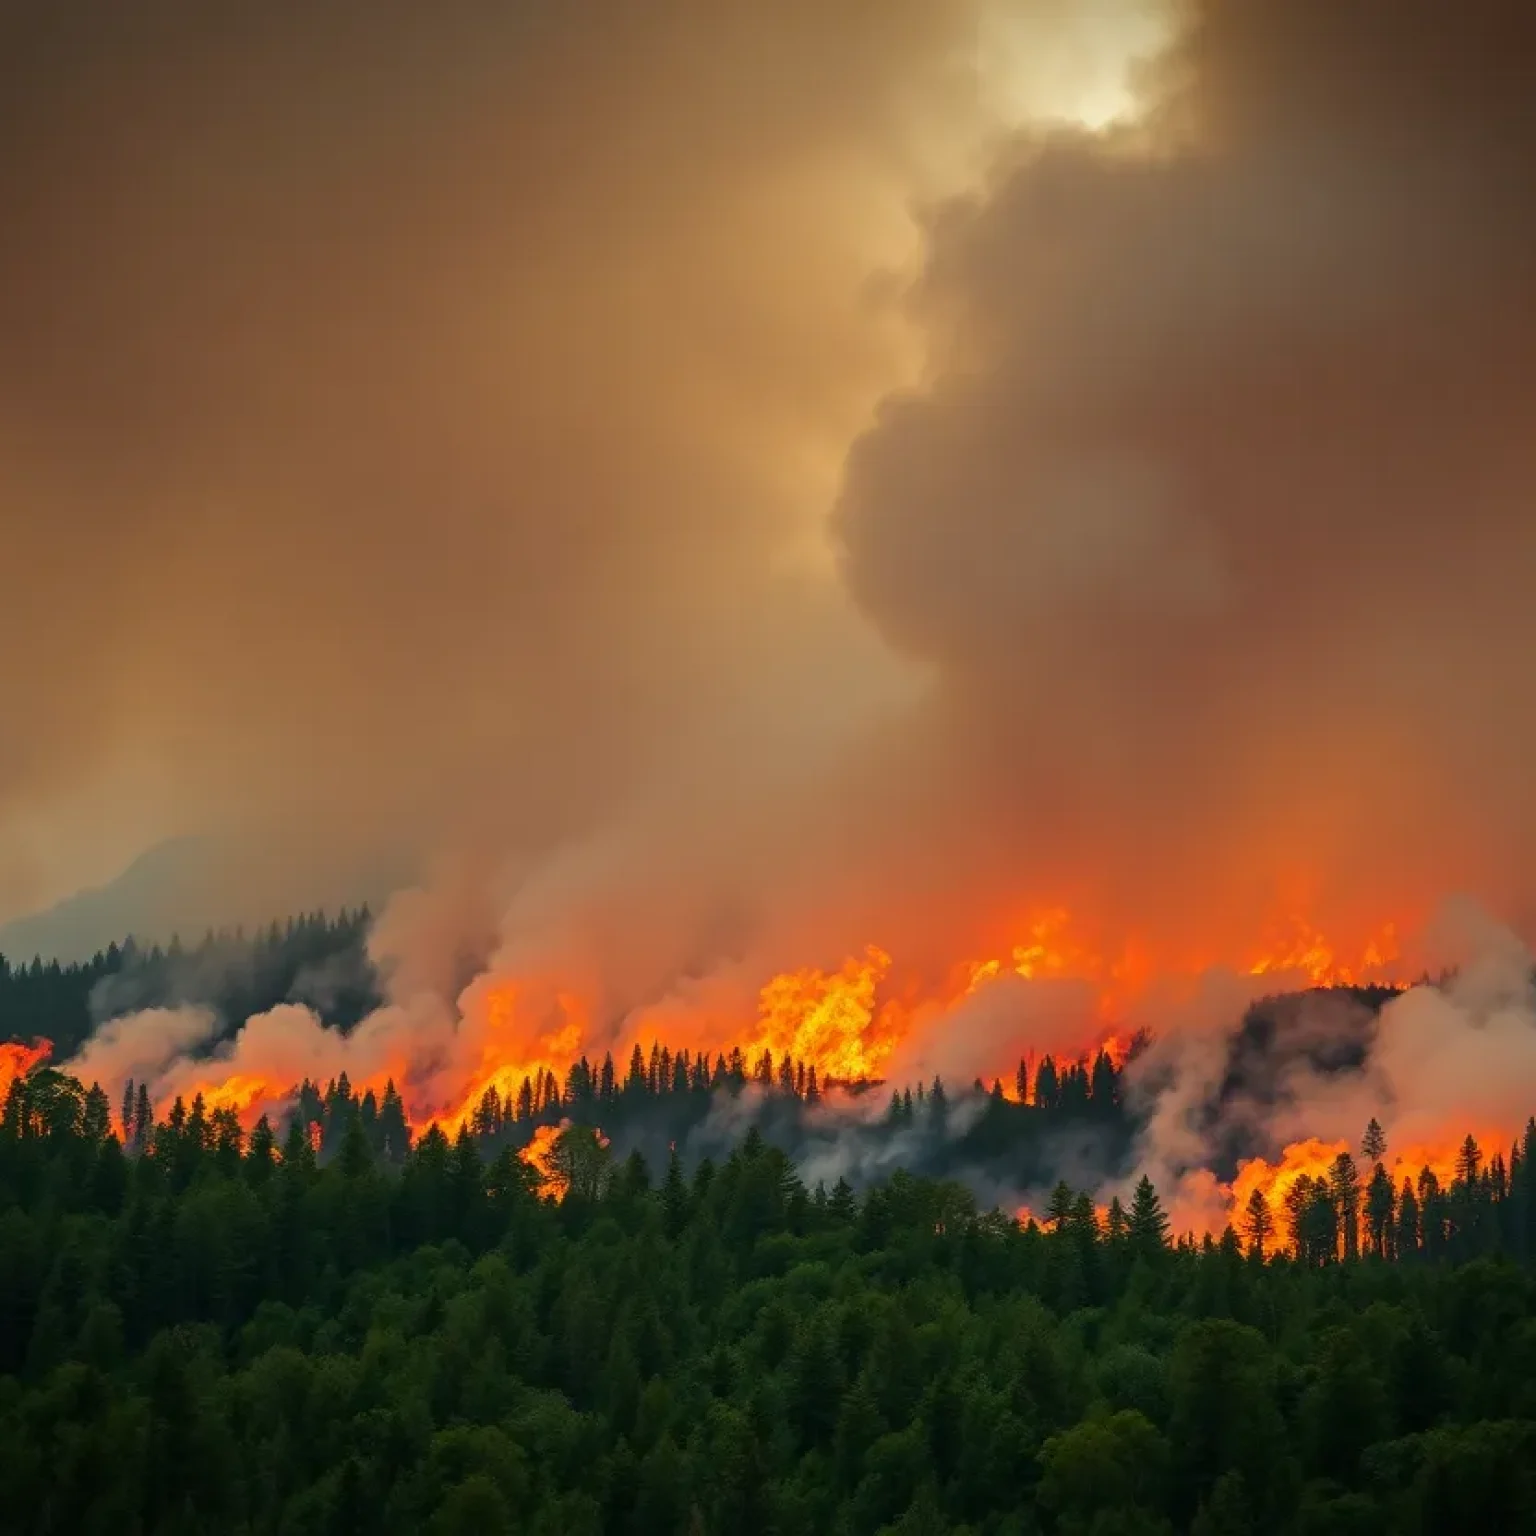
[1119,904,1536,1232]
[67,1006,221,1095]
[832,0,1536,958]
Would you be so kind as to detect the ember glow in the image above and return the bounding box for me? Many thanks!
[521,1122,565,1198]
[0,1039,50,1103]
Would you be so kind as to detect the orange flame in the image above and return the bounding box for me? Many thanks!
[133,904,1421,1136]
[522,1122,564,1195]
[1231,1137,1351,1247]
[0,1039,51,1103]
[1230,1129,1500,1250]
[745,944,899,1083]
[1246,919,1401,989]
[197,1074,282,1122]
[444,982,585,1133]
[519,1118,610,1200]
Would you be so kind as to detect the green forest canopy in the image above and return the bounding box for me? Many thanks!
[1,1058,1535,1534]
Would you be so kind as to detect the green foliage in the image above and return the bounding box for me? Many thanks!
[0,1051,1534,1531]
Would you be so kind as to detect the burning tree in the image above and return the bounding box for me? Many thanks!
[1243,1188,1275,1260]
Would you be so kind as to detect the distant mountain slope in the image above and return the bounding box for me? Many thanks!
[0,835,405,963]
[0,837,209,963]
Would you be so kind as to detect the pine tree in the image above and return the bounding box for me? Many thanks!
[1365,1163,1397,1258]
[1243,1188,1274,1260]
[1285,1176,1315,1263]
[1300,1182,1340,1266]
[133,1083,152,1153]
[1090,1049,1118,1106]
[663,1146,689,1237]
[339,1115,373,1179]
[247,1115,276,1181]
[1034,1056,1060,1111]
[1329,1151,1361,1261]
[829,1176,856,1223]
[1455,1134,1483,1187]
[1128,1176,1169,1252]
[1362,1117,1387,1164]
[1395,1177,1420,1259]
[1046,1181,1075,1231]
[379,1079,410,1161]
[1105,1195,1129,1242]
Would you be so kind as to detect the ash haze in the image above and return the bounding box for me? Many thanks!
[4,0,1535,997]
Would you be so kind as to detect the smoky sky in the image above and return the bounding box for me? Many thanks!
[0,0,994,919]
[5,1,1535,967]
[833,0,1536,957]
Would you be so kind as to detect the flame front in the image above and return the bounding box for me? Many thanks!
[746,944,898,1083]
[0,1039,51,1103]
[138,903,1422,1138]
[1246,919,1402,989]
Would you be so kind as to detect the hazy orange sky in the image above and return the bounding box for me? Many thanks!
[4,0,1535,967]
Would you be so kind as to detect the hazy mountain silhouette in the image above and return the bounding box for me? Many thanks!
[0,836,404,962]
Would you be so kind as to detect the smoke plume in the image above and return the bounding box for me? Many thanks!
[23,2,1536,1212]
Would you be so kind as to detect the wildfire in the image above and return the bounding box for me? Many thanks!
[1229,1131,1493,1250]
[1231,1137,1352,1246]
[964,908,1111,998]
[67,900,1425,1141]
[746,944,900,1084]
[522,1122,563,1192]
[0,1039,51,1103]
[519,1118,610,1200]
[1246,919,1401,989]
[444,981,586,1134]
[196,1074,282,1121]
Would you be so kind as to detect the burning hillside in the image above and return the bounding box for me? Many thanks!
[21,890,1526,1244]
[60,901,1409,1135]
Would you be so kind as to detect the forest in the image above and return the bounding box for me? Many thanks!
[3,916,1536,1532]
[2,1053,1536,1534]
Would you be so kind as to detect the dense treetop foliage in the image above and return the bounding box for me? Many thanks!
[3,1058,1536,1535]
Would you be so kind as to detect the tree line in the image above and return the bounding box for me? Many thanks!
[150,1034,1139,1206]
[1234,1118,1534,1270]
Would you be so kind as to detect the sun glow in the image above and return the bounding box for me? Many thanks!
[977,2,1170,136]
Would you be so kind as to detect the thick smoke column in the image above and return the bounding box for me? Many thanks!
[832,0,1536,959]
